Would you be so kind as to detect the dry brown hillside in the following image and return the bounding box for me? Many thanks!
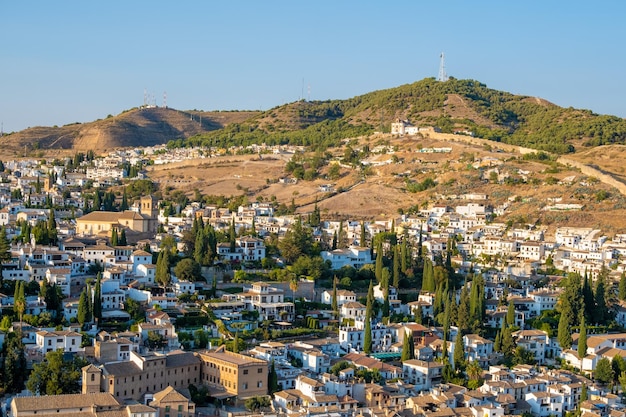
[0,108,260,155]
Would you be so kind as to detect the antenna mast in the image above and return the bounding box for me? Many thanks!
[438,52,449,82]
[163,91,167,108]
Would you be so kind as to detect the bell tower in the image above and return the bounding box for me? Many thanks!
[82,364,102,394]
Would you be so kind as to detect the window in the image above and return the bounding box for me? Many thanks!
[258,368,262,373]
[243,369,248,375]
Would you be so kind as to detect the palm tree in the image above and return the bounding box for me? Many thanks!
[466,360,483,389]
[289,274,299,301]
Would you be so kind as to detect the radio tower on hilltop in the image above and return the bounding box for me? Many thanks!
[438,52,449,82]
[163,91,167,108]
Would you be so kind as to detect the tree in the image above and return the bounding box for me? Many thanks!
[146,331,167,350]
[453,334,465,372]
[77,287,90,326]
[595,357,614,384]
[110,228,119,247]
[364,281,373,354]
[278,216,313,263]
[120,188,129,211]
[375,246,383,283]
[3,333,27,393]
[558,309,572,350]
[401,330,413,361]
[506,302,516,327]
[14,281,26,322]
[229,218,236,252]
[595,274,609,325]
[578,316,587,361]
[619,273,626,301]
[155,250,171,289]
[331,276,338,318]
[174,258,202,282]
[119,229,127,246]
[93,273,102,323]
[466,360,483,389]
[244,396,271,412]
[268,360,279,394]
[457,285,470,333]
[26,350,87,395]
[422,259,435,292]
[393,245,401,289]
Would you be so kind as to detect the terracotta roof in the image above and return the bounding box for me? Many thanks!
[13,392,119,412]
[152,385,191,403]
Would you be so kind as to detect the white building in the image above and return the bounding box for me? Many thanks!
[35,330,82,354]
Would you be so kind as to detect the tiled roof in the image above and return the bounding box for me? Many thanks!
[13,392,120,412]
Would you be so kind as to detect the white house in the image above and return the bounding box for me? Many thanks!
[402,359,443,391]
[35,330,82,354]
[321,289,356,306]
[321,246,372,270]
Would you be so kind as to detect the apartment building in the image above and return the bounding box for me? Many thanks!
[96,350,201,401]
[198,347,268,399]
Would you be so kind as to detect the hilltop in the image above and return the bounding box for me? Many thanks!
[0,107,260,156]
[5,78,626,158]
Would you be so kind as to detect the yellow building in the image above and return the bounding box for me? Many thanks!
[76,196,158,235]
[198,346,268,399]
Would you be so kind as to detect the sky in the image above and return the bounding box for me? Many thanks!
[1,1,625,132]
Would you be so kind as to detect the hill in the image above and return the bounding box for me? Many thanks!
[0,107,260,156]
[185,78,626,154]
[4,77,626,158]
[148,134,626,234]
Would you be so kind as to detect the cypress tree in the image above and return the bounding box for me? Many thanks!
[578,316,587,360]
[582,272,594,322]
[85,284,93,323]
[401,330,412,361]
[364,281,373,354]
[415,305,423,325]
[595,275,608,325]
[119,229,127,246]
[457,284,470,333]
[14,281,25,322]
[506,302,516,327]
[494,329,502,352]
[120,188,129,211]
[501,321,515,355]
[375,245,383,283]
[558,310,572,349]
[363,317,372,354]
[110,228,118,246]
[93,274,102,323]
[268,360,279,394]
[453,333,465,371]
[422,259,435,292]
[332,231,337,250]
[619,273,626,301]
[400,240,408,274]
[360,222,367,247]
[393,245,401,289]
[332,277,338,318]
[78,288,89,326]
[229,218,236,252]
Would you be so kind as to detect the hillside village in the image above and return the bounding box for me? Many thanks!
[2,140,626,417]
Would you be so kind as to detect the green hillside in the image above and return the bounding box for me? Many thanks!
[181,78,626,154]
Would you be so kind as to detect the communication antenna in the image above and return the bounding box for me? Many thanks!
[0,122,3,138]
[301,78,305,101]
[163,91,167,108]
[438,53,449,82]
[143,88,147,107]
[307,84,311,101]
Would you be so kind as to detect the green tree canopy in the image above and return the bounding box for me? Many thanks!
[26,350,87,395]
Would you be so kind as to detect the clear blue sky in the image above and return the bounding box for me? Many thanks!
[1,1,625,132]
